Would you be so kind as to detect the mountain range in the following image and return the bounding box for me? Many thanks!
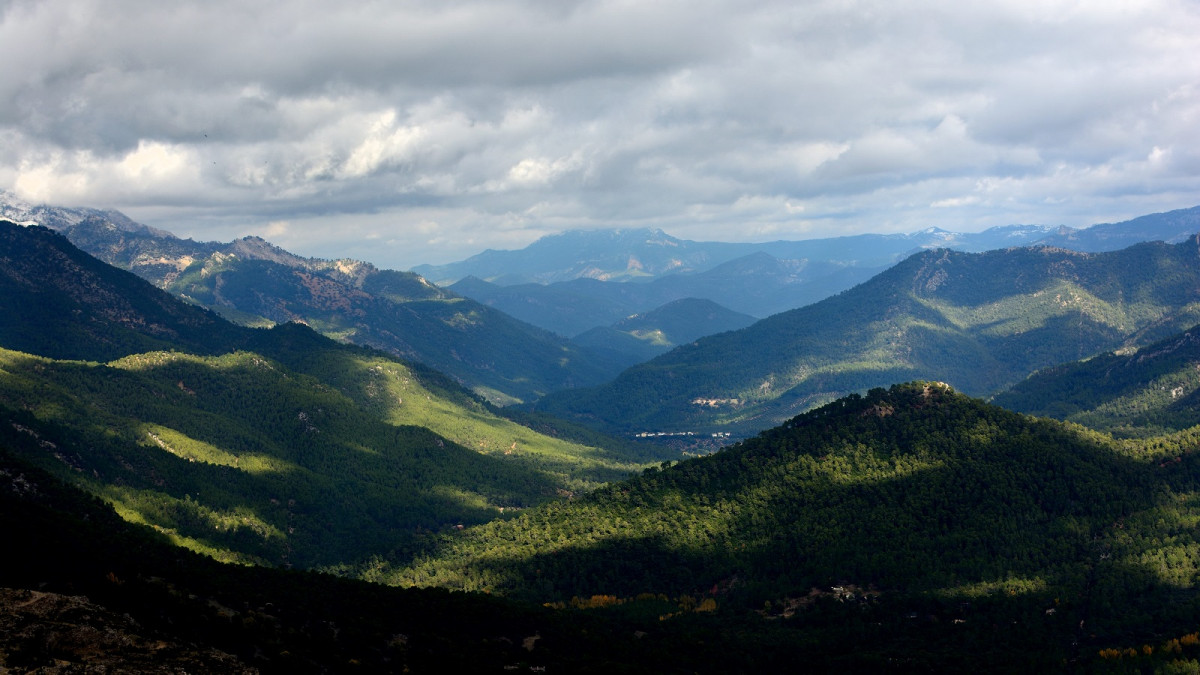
[414,215,1200,287]
[436,207,1200,337]
[0,194,628,406]
[534,237,1200,436]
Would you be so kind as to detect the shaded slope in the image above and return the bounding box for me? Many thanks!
[449,275,665,337]
[534,239,1200,435]
[0,449,651,673]
[0,222,244,361]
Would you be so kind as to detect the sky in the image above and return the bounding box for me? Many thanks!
[3,0,1199,270]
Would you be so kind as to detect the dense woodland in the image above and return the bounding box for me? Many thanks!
[10,381,1200,670]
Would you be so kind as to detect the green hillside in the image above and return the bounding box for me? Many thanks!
[0,339,652,569]
[11,215,1200,670]
[10,382,1200,670]
[535,241,1200,436]
[0,448,694,673]
[0,221,664,569]
[992,326,1200,438]
[360,383,1200,665]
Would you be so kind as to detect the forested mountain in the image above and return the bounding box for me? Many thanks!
[993,326,1200,438]
[572,298,756,365]
[0,448,757,673]
[0,199,625,405]
[0,220,662,570]
[534,238,1200,435]
[0,221,246,361]
[9,211,1200,669]
[362,382,1200,669]
[14,383,1200,670]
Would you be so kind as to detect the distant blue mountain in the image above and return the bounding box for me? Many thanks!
[437,206,1200,338]
[416,206,1200,287]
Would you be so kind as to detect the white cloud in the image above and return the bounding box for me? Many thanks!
[3,0,1200,269]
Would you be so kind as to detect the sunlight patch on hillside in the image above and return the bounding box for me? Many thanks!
[921,281,1129,337]
[140,424,289,475]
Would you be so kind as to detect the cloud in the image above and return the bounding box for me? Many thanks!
[3,0,1200,268]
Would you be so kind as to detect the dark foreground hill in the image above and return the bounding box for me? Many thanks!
[374,383,1200,667]
[387,384,1175,598]
[535,238,1200,436]
[0,449,683,673]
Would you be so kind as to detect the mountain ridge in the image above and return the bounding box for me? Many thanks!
[533,237,1200,435]
[0,199,627,405]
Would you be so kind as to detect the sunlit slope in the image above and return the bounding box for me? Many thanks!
[382,383,1200,644]
[0,222,660,568]
[0,340,650,569]
[535,240,1200,435]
